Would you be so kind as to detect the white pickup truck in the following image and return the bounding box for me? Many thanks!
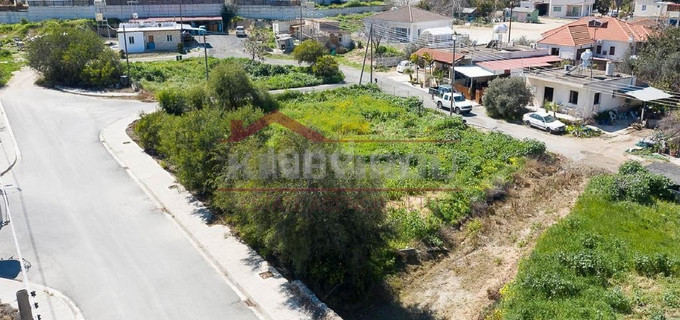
[434,92,473,114]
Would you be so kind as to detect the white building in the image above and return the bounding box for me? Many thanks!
[519,0,595,18]
[363,6,452,43]
[118,22,191,54]
[633,0,680,26]
[537,16,653,62]
[525,64,637,117]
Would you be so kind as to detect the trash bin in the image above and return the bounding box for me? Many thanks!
[120,75,129,87]
[176,55,183,61]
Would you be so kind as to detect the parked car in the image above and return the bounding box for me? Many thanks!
[235,26,246,37]
[428,84,453,98]
[435,92,473,114]
[523,112,566,133]
[396,60,415,73]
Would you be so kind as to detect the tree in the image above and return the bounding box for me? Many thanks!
[410,53,421,81]
[630,27,680,92]
[594,0,611,15]
[27,26,121,88]
[476,0,495,18]
[312,55,342,81]
[432,68,445,86]
[208,62,277,111]
[221,3,237,34]
[404,67,414,82]
[659,111,680,150]
[421,52,434,77]
[243,28,270,61]
[214,134,391,297]
[482,77,532,120]
[293,39,327,65]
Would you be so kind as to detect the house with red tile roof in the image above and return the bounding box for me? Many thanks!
[537,16,654,62]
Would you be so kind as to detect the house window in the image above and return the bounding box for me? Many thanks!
[128,36,135,44]
[569,90,579,104]
[609,46,616,55]
[551,47,560,55]
[594,92,601,105]
[166,35,173,42]
[553,6,562,12]
[596,45,602,54]
[395,27,409,40]
[642,4,647,11]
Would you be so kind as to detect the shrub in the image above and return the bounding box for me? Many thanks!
[208,62,275,111]
[27,25,121,88]
[313,55,341,80]
[605,287,632,314]
[587,161,673,204]
[634,253,677,277]
[482,77,532,121]
[335,46,348,54]
[177,42,184,54]
[293,39,327,65]
[157,88,188,115]
[134,111,170,154]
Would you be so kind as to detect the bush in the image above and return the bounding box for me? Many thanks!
[177,42,184,54]
[134,111,169,154]
[157,88,188,115]
[293,39,327,65]
[589,161,674,204]
[27,25,121,88]
[208,62,267,110]
[313,55,341,80]
[335,46,348,54]
[482,77,532,121]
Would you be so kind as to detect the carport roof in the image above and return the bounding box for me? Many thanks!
[477,55,562,72]
[455,66,495,78]
[619,86,672,102]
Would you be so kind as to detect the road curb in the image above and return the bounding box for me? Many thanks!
[0,278,85,320]
[99,115,340,320]
[53,86,139,99]
[0,100,19,177]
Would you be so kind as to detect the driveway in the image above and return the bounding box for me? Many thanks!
[0,69,258,320]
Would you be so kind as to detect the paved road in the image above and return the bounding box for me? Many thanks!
[0,70,258,320]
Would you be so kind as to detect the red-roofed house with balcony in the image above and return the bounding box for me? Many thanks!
[537,16,654,62]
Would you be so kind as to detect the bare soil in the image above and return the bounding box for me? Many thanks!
[385,156,596,320]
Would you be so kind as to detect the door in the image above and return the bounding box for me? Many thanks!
[147,35,155,50]
[544,87,554,103]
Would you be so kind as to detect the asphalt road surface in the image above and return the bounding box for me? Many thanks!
[0,70,258,320]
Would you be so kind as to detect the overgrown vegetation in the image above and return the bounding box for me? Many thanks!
[27,24,121,88]
[330,12,376,33]
[316,0,384,9]
[134,84,546,303]
[628,27,680,92]
[492,161,680,319]
[129,57,343,92]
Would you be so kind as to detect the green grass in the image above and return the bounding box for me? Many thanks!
[494,171,680,319]
[129,57,341,92]
[316,1,384,9]
[275,86,545,247]
[329,12,376,33]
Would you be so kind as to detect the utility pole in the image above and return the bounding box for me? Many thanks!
[508,1,514,44]
[369,26,374,84]
[450,35,457,117]
[359,24,372,85]
[179,0,184,33]
[123,24,130,82]
[204,32,209,80]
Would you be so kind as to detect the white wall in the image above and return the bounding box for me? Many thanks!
[118,31,144,53]
[593,40,632,61]
[527,76,631,116]
[634,0,664,17]
[548,0,594,18]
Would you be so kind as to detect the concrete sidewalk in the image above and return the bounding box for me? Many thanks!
[100,115,340,320]
[0,278,84,320]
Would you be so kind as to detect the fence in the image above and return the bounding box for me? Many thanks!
[27,0,91,6]
[236,0,301,6]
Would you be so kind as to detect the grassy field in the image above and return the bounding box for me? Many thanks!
[492,164,680,319]
[329,12,376,33]
[130,57,341,92]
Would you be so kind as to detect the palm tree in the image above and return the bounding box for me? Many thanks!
[422,52,434,77]
[544,101,559,117]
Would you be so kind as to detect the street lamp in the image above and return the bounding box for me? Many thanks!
[450,34,457,117]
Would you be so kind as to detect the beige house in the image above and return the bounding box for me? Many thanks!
[118,22,190,53]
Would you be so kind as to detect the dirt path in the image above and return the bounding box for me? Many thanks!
[389,157,595,320]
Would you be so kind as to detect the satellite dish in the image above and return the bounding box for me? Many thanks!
[132,12,138,19]
[494,24,508,33]
[581,49,593,67]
